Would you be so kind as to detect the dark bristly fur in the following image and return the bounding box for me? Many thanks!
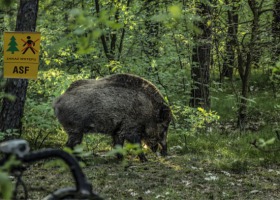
[53,74,172,162]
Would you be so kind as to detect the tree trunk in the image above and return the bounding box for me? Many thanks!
[272,0,280,62]
[0,0,39,135]
[0,8,4,39]
[144,0,160,58]
[221,0,239,80]
[237,0,260,129]
[95,0,131,64]
[189,2,212,109]
[0,9,4,79]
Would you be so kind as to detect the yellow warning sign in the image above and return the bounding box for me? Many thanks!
[3,32,41,79]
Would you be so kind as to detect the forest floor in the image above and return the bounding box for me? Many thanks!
[19,142,280,200]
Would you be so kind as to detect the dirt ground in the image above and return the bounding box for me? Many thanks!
[18,152,280,200]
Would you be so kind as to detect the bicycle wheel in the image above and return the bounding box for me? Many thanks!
[42,187,103,200]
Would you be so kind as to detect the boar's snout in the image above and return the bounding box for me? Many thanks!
[147,141,167,156]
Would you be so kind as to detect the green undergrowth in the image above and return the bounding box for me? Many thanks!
[5,112,280,199]
[168,127,280,169]
[211,75,280,125]
[18,129,280,200]
[5,70,279,199]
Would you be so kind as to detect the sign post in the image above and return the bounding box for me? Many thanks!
[3,32,41,79]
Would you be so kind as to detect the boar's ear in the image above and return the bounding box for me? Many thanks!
[157,105,170,123]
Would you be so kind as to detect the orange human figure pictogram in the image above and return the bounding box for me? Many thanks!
[21,36,39,54]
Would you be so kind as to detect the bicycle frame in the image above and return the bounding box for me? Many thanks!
[0,140,102,200]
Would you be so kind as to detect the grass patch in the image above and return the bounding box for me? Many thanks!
[168,128,280,169]
[13,129,280,199]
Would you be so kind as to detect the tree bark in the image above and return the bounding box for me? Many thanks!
[0,0,39,135]
[0,8,4,37]
[237,0,260,129]
[0,9,4,72]
[272,0,280,62]
[94,0,130,63]
[189,2,212,109]
[94,0,111,61]
[221,0,239,80]
[144,0,160,58]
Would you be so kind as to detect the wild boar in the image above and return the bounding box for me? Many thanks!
[53,74,172,161]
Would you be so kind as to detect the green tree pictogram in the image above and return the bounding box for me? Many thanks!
[7,36,19,54]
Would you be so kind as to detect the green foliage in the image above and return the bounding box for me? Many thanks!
[269,61,280,97]
[0,0,13,7]
[22,99,59,148]
[84,134,111,153]
[44,145,91,172]
[172,105,220,135]
[0,129,19,142]
[222,160,249,174]
[67,7,122,54]
[252,134,279,156]
[65,144,93,159]
[0,155,21,200]
[106,143,144,166]
[168,126,280,170]
[170,105,220,151]
[107,143,143,158]
[258,137,276,148]
[0,172,13,200]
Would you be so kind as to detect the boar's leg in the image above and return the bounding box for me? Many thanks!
[124,133,148,162]
[66,132,84,149]
[159,126,168,156]
[112,135,125,160]
[159,141,167,156]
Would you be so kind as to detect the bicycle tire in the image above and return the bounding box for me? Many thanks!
[42,187,103,200]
